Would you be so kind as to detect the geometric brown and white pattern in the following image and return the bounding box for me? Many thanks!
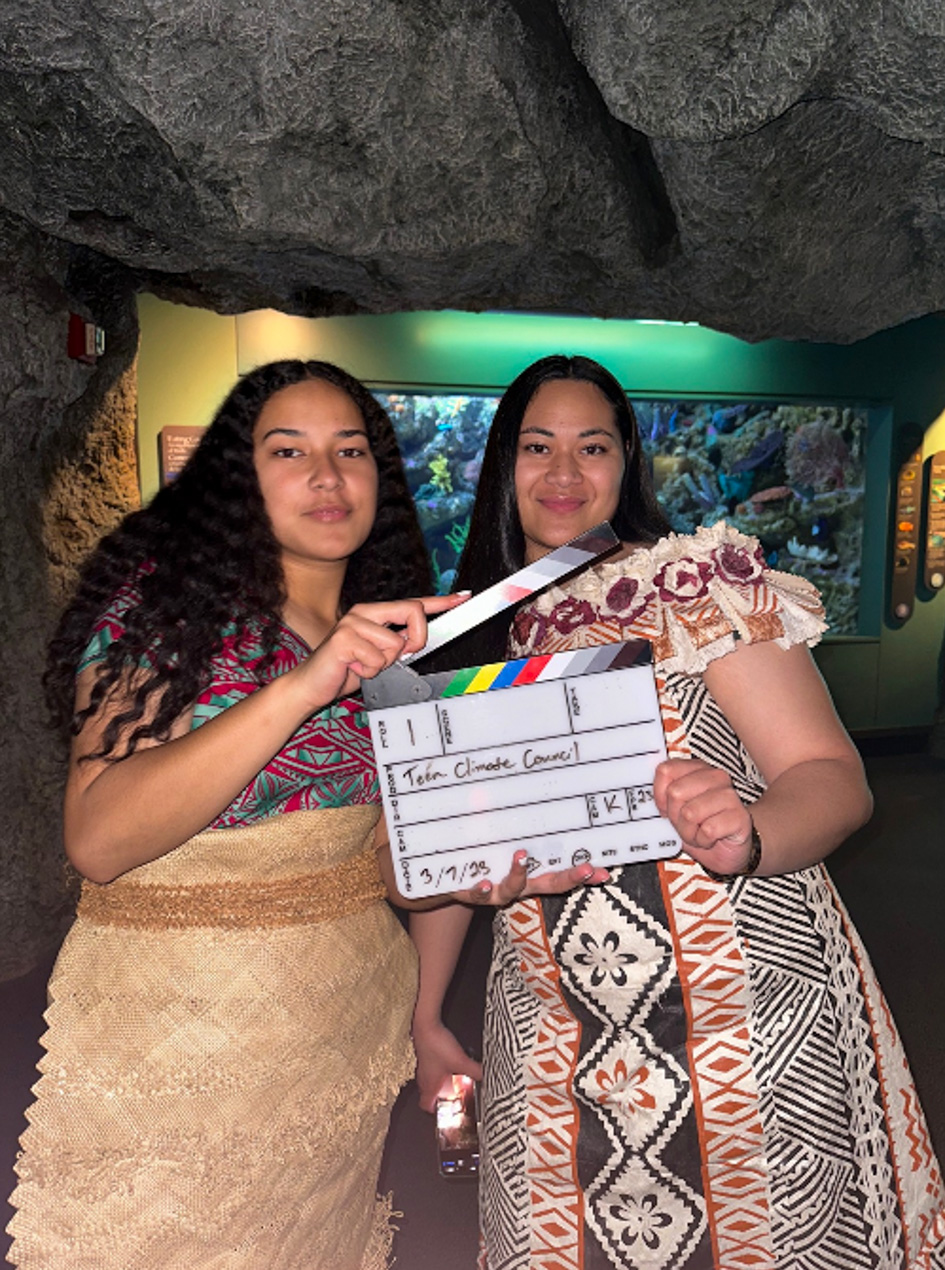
[478,526,945,1270]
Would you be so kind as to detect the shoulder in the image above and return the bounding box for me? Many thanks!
[509,522,827,674]
[78,565,283,679]
[77,576,147,674]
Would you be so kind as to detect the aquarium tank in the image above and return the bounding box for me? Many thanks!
[374,391,869,635]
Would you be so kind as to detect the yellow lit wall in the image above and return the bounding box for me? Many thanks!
[136,294,239,501]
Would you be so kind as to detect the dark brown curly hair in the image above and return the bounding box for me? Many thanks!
[45,359,432,760]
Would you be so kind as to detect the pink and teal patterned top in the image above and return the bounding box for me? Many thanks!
[80,585,379,828]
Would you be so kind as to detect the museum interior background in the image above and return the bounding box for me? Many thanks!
[2,5,945,1259]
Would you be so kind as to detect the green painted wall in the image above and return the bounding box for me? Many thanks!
[136,296,945,734]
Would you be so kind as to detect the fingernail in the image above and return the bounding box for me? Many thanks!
[456,589,472,597]
[514,850,527,865]
[477,880,492,893]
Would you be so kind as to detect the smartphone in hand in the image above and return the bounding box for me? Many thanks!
[435,1074,480,1178]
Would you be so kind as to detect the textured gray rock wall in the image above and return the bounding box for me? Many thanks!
[0,217,139,979]
[557,0,945,338]
[558,0,945,142]
[4,0,944,340]
[0,0,675,320]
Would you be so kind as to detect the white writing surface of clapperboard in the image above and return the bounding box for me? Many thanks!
[361,523,681,898]
[367,641,681,899]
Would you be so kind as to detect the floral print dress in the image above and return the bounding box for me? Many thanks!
[478,522,945,1270]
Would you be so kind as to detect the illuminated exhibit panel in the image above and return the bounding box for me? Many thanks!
[374,391,871,635]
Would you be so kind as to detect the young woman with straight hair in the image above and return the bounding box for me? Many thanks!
[412,355,945,1269]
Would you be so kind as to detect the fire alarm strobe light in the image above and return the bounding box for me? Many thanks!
[67,314,105,363]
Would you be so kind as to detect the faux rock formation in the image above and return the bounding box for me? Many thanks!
[1,0,944,341]
[0,214,140,979]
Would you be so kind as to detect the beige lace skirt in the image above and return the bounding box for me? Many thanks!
[7,806,418,1270]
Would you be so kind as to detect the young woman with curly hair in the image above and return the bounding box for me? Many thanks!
[411,356,945,1269]
[7,359,467,1270]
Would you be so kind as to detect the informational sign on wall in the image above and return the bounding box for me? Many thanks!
[159,427,204,485]
[925,451,945,593]
[889,448,923,623]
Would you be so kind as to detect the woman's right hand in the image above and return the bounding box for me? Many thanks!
[295,593,467,709]
[412,1017,483,1113]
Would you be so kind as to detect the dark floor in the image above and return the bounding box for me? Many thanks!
[2,750,943,1269]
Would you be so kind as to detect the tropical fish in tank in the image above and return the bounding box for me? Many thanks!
[377,390,869,636]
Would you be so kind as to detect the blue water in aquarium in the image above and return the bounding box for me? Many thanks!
[374,391,868,635]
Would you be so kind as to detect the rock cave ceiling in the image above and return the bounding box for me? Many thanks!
[3,0,945,345]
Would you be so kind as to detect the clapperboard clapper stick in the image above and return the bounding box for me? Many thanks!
[361,522,620,710]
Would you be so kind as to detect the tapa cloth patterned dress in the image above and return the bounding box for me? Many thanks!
[7,595,417,1270]
[479,522,945,1270]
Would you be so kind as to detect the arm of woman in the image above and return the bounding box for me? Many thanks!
[66,596,461,884]
[409,906,481,1111]
[653,640,872,877]
[376,838,608,1110]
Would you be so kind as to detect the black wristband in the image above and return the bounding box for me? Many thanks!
[703,817,763,882]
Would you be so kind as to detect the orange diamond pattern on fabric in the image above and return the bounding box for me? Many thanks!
[658,855,776,1268]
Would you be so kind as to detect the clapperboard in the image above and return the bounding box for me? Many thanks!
[362,524,681,897]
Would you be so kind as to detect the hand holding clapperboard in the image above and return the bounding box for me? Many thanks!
[362,524,682,898]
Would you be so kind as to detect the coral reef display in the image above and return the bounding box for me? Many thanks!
[375,392,496,594]
[375,391,869,634]
[637,400,867,634]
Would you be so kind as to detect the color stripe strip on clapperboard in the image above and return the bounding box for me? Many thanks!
[404,522,619,664]
[435,639,652,699]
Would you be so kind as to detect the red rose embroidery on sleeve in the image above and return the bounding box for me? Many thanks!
[606,577,638,612]
[604,576,649,625]
[653,558,713,601]
[549,596,597,634]
[512,607,548,649]
[711,541,764,586]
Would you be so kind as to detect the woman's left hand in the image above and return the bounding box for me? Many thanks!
[451,850,610,907]
[653,758,755,876]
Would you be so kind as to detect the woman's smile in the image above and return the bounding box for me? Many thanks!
[303,502,352,521]
[536,495,587,513]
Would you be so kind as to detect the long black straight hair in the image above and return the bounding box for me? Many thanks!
[420,355,670,669]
